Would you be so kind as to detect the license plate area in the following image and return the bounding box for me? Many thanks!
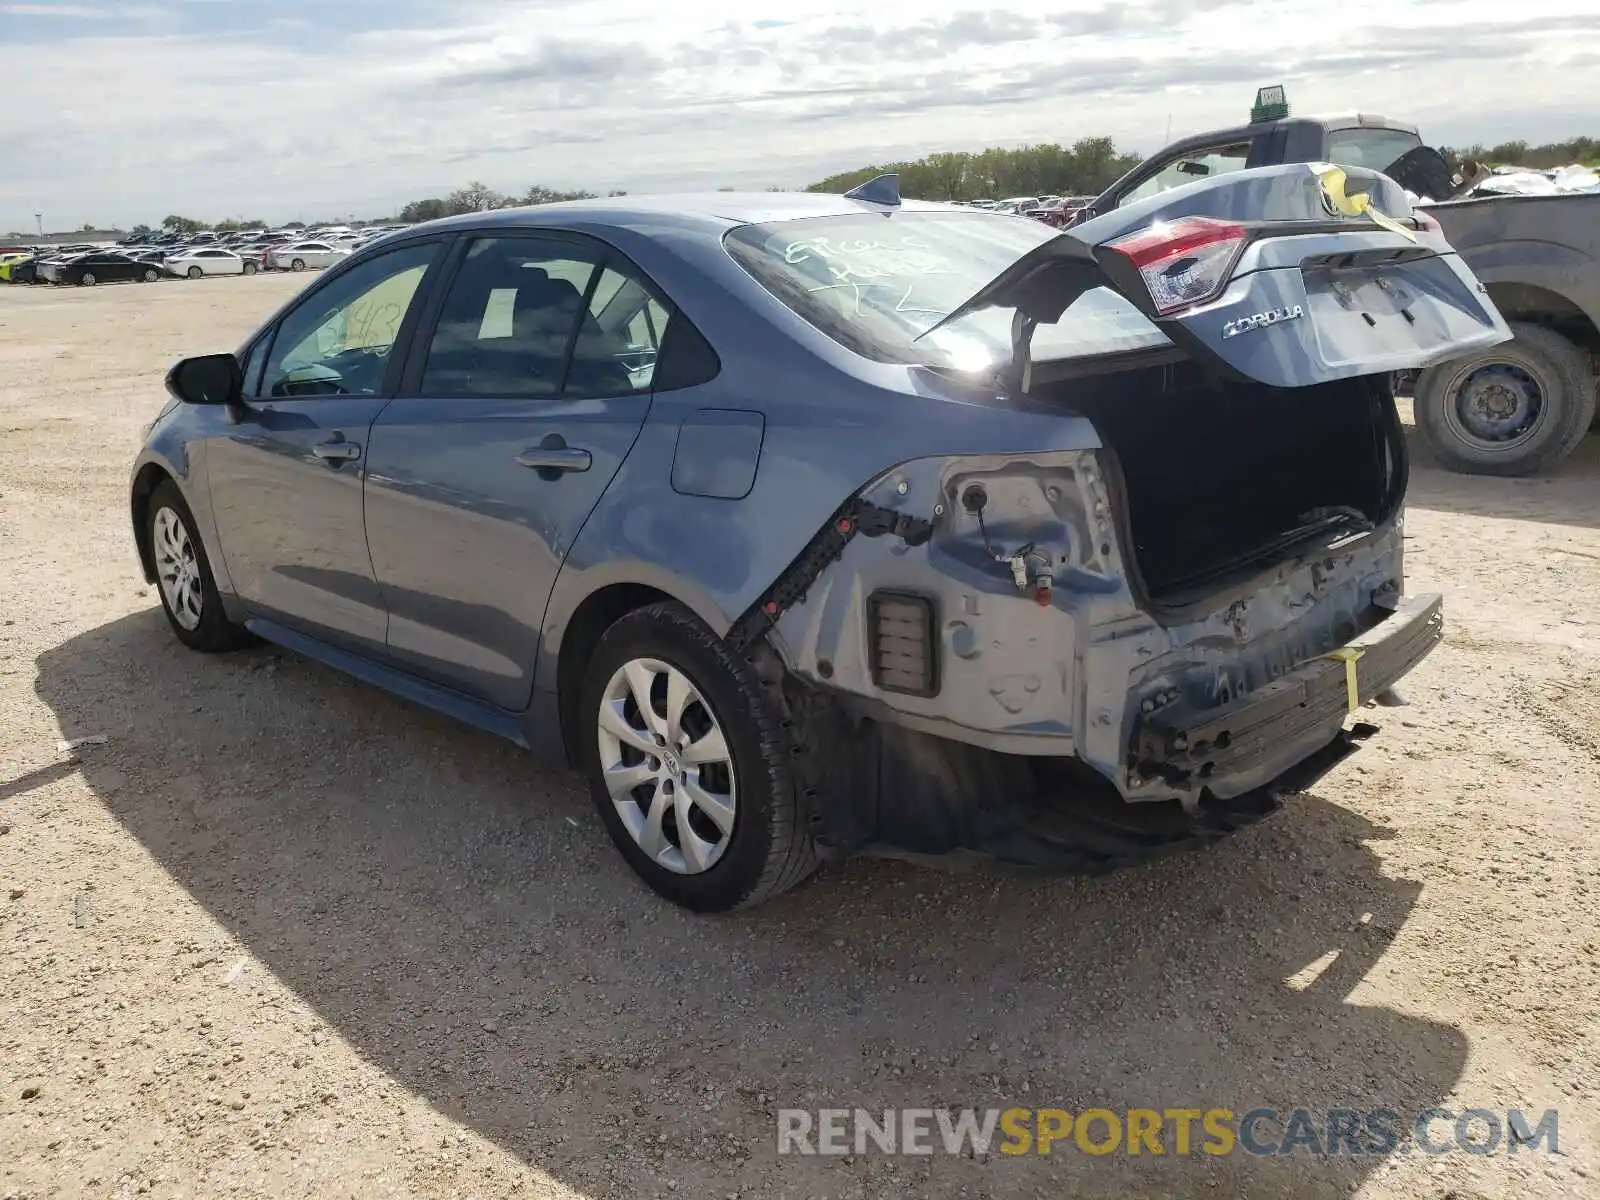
[1301,254,1494,371]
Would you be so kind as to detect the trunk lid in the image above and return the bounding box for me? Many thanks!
[924,162,1510,391]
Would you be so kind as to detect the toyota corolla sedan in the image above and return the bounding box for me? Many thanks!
[132,167,1507,910]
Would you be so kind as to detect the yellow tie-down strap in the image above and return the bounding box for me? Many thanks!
[1323,646,1366,713]
[1312,163,1418,243]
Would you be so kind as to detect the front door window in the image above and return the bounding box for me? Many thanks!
[261,242,437,398]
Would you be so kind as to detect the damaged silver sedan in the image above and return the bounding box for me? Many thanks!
[132,165,1508,910]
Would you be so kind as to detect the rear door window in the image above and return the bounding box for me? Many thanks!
[419,237,670,398]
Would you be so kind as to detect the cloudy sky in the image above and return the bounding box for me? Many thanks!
[2,0,1597,230]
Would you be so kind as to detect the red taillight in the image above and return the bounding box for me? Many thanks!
[1109,216,1247,315]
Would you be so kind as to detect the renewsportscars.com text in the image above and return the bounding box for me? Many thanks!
[777,1106,1560,1158]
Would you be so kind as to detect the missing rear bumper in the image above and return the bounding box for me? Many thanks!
[1130,593,1442,792]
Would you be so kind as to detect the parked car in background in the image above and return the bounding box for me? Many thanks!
[266,241,349,271]
[1087,84,1600,476]
[0,252,32,281]
[1031,196,1096,227]
[134,172,1507,910]
[35,251,89,283]
[234,241,276,267]
[56,251,162,286]
[7,257,40,285]
[165,247,254,278]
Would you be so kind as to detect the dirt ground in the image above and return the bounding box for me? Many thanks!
[1,274,1597,1200]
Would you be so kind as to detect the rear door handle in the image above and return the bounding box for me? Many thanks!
[516,446,592,473]
[312,438,361,463]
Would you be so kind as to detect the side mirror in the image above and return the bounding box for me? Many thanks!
[165,353,241,406]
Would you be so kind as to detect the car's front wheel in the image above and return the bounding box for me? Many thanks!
[79,272,96,286]
[147,480,249,653]
[290,258,306,272]
[242,261,257,275]
[186,265,203,280]
[141,267,159,282]
[578,602,819,911]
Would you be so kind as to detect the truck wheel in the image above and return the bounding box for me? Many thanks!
[1413,322,1596,476]
[577,602,820,912]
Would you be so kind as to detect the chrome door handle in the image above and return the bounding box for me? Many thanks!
[312,438,361,462]
[516,447,592,473]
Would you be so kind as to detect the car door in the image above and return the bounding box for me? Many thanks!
[361,232,661,708]
[203,239,446,654]
[78,254,116,282]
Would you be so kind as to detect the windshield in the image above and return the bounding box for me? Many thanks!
[723,210,1169,372]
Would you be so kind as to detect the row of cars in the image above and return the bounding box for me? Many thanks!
[0,237,367,287]
[963,195,1097,227]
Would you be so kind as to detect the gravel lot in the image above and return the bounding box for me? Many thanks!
[1,275,1597,1199]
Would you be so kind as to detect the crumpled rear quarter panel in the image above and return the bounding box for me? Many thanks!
[770,450,1409,808]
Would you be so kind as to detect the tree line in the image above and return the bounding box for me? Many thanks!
[1440,136,1600,172]
[398,182,623,224]
[805,138,1144,201]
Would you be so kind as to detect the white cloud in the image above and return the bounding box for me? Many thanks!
[1,0,1596,229]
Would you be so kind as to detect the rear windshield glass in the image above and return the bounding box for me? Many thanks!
[1324,127,1423,174]
[723,211,1169,371]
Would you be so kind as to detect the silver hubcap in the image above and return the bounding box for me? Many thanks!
[153,506,204,631]
[595,658,736,875]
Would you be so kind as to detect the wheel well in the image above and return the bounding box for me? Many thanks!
[130,464,171,583]
[1485,283,1600,354]
[555,583,672,766]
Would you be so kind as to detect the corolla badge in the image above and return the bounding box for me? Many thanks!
[1221,304,1305,339]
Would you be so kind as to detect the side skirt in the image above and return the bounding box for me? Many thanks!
[242,616,565,755]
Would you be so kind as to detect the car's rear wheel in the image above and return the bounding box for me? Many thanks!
[290,258,306,271]
[187,265,203,280]
[147,480,249,653]
[141,268,159,282]
[578,602,819,911]
[79,272,96,286]
[242,261,257,275]
[1413,322,1595,476]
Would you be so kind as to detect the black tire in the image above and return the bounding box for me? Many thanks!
[187,265,203,280]
[142,268,159,283]
[79,272,96,286]
[146,480,249,653]
[242,261,257,276]
[290,258,306,272]
[1413,322,1596,476]
[577,602,819,912]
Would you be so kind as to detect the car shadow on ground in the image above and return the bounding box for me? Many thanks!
[1403,420,1600,530]
[34,609,1469,1197]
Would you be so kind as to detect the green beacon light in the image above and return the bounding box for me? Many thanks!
[1250,85,1290,124]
